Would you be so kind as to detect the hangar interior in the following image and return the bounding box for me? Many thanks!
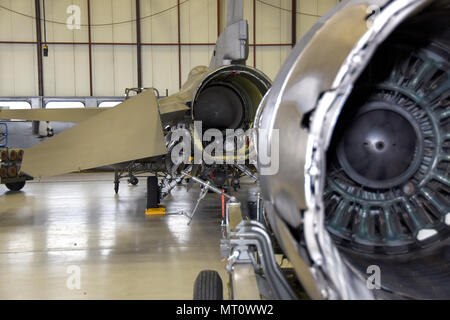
[0,0,448,301]
[0,0,340,300]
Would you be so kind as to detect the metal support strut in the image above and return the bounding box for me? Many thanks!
[220,199,297,300]
[181,170,236,225]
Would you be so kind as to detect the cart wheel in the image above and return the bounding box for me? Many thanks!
[193,270,223,300]
[5,181,26,192]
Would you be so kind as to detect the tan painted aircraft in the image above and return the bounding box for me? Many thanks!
[0,0,270,213]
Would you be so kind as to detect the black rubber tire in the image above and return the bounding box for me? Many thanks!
[193,270,223,300]
[146,176,159,209]
[130,177,139,186]
[5,181,26,192]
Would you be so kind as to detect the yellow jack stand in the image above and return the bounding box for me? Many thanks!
[145,206,166,216]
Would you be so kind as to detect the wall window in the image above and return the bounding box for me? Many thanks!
[45,102,85,109]
[0,101,32,122]
[99,101,122,108]
[0,101,32,110]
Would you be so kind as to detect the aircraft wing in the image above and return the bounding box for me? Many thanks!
[20,90,167,178]
[0,93,198,123]
[0,108,107,123]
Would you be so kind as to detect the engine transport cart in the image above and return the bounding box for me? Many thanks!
[0,147,33,191]
[193,192,300,300]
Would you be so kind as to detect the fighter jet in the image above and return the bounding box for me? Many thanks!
[0,0,270,213]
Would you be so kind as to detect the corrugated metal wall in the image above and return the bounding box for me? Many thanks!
[0,0,38,96]
[0,0,339,97]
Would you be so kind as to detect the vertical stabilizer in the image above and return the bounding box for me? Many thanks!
[209,0,248,69]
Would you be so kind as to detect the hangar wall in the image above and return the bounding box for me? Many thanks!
[0,0,339,98]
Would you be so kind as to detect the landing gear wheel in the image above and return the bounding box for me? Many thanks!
[325,11,450,255]
[129,176,139,186]
[146,176,160,209]
[6,181,26,192]
[193,270,223,300]
[114,169,120,194]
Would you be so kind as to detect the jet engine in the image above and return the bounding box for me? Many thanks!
[257,0,449,299]
[191,65,271,163]
[192,65,270,133]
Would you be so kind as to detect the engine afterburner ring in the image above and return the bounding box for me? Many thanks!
[325,42,450,254]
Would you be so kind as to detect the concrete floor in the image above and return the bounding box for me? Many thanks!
[0,173,253,300]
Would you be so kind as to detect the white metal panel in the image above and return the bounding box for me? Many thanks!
[298,0,318,16]
[90,0,137,96]
[0,0,37,96]
[73,45,91,96]
[14,44,38,96]
[0,0,14,41]
[43,44,90,96]
[243,0,254,45]
[91,0,113,43]
[92,45,115,96]
[180,0,216,84]
[142,45,179,96]
[93,44,138,96]
[141,45,154,91]
[255,0,291,44]
[254,0,291,81]
[43,0,89,43]
[43,45,73,96]
[0,44,38,96]
[248,48,255,68]
[34,0,90,96]
[1,0,36,42]
[140,0,178,44]
[111,0,136,43]
[180,0,217,44]
[113,45,137,95]
[91,0,137,43]
[0,44,15,95]
[140,0,180,94]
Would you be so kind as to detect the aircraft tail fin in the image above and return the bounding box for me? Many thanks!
[209,0,248,69]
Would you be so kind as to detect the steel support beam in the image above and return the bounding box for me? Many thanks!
[177,0,182,89]
[253,0,256,68]
[217,0,221,37]
[87,0,93,96]
[34,0,44,97]
[292,0,297,47]
[136,0,142,88]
